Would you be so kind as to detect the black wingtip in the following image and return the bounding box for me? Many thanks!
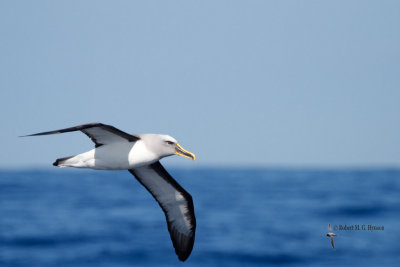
[177,245,194,262]
[177,248,193,262]
[170,227,195,262]
[19,133,52,137]
[177,248,190,261]
[178,254,190,262]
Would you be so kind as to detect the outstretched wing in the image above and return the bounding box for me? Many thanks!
[129,162,196,262]
[328,224,332,233]
[23,123,139,147]
[331,237,335,249]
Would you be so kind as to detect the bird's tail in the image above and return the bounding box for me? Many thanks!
[53,156,74,167]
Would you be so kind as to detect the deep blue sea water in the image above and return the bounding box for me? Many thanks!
[1,168,399,266]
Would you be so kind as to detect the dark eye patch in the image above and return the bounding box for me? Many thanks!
[166,141,174,145]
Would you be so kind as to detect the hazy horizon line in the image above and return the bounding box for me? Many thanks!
[1,163,399,172]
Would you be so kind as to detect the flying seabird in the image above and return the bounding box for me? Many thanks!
[23,123,197,261]
[326,224,337,249]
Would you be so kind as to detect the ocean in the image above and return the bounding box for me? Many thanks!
[1,168,399,266]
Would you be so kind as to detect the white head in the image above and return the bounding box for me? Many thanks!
[140,134,196,160]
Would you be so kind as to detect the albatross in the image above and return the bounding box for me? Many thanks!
[23,123,196,261]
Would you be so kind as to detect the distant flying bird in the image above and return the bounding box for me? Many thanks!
[22,123,197,261]
[326,224,337,249]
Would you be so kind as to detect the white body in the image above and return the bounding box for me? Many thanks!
[60,140,159,170]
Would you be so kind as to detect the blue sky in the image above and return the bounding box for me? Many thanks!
[1,1,399,168]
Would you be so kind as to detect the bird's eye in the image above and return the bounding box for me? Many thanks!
[166,141,174,145]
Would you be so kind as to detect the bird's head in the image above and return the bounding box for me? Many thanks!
[144,134,196,160]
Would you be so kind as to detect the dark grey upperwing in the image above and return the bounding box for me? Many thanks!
[23,123,139,147]
[129,162,196,262]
